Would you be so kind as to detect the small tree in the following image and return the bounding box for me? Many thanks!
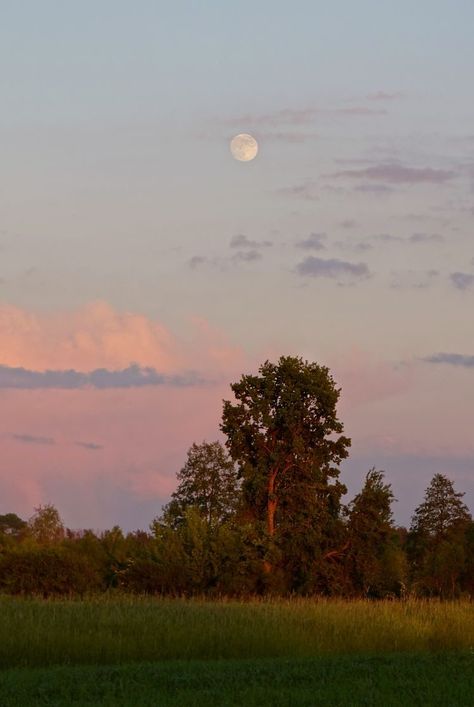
[346,469,405,596]
[0,513,27,539]
[28,504,65,546]
[158,441,239,529]
[408,474,472,596]
[410,474,471,538]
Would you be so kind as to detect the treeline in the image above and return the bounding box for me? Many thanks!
[1,356,473,599]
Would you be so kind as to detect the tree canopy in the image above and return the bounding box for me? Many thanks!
[410,473,471,539]
[28,504,65,546]
[221,356,351,586]
[346,469,405,596]
[157,441,239,529]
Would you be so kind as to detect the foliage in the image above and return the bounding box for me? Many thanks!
[410,473,471,538]
[0,548,101,597]
[408,474,472,597]
[157,441,239,529]
[221,356,351,589]
[346,468,406,597]
[0,514,27,538]
[28,504,65,545]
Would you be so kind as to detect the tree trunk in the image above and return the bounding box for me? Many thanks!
[263,469,278,574]
[267,469,278,537]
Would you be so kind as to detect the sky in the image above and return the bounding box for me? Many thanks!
[1,1,473,530]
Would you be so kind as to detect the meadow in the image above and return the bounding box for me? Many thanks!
[0,597,472,705]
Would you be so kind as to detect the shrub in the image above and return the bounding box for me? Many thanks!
[0,548,101,597]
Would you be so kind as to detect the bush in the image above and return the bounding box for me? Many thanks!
[0,548,102,597]
[118,559,165,594]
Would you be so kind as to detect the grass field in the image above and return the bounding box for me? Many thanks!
[1,653,473,706]
[0,597,472,705]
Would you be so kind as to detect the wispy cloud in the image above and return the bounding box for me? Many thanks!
[408,233,444,244]
[354,184,393,194]
[295,233,326,250]
[230,234,272,249]
[189,234,272,271]
[224,105,387,128]
[329,107,388,116]
[75,441,104,451]
[390,269,439,289]
[276,183,319,201]
[257,131,319,143]
[231,250,262,263]
[189,250,263,270]
[296,256,370,281]
[366,91,404,101]
[13,434,55,446]
[334,240,373,254]
[0,364,202,390]
[189,256,208,269]
[422,353,474,367]
[374,233,404,243]
[372,233,444,245]
[450,272,474,291]
[340,219,358,229]
[332,163,455,184]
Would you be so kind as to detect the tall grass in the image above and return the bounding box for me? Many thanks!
[0,596,472,668]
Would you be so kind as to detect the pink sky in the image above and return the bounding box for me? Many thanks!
[1,300,472,529]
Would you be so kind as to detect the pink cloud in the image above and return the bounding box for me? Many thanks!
[0,301,249,381]
[0,301,252,528]
[0,301,180,372]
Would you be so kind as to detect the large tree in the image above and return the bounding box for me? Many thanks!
[221,356,350,584]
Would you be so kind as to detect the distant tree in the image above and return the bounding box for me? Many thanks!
[221,356,350,587]
[408,474,472,597]
[99,525,128,588]
[158,441,239,529]
[410,474,471,538]
[461,521,474,595]
[28,504,65,545]
[346,469,406,596]
[0,513,27,538]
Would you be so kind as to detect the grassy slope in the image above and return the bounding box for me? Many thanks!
[0,654,473,706]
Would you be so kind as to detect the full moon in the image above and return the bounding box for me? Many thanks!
[230,133,258,162]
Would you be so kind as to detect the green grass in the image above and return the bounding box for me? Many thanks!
[0,597,472,705]
[0,596,472,668]
[0,653,473,706]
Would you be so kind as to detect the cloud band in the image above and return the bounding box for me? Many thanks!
[0,364,202,390]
